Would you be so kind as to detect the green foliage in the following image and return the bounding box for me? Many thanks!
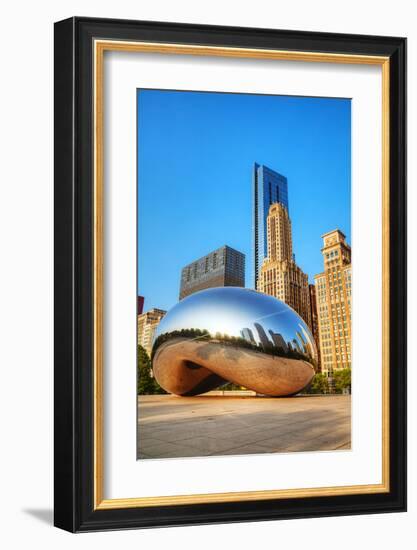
[307,373,329,394]
[304,368,351,395]
[137,345,166,395]
[221,382,245,390]
[333,368,351,394]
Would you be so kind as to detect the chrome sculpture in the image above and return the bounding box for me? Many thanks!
[152,287,317,396]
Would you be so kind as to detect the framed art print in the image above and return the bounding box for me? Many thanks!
[54,17,406,532]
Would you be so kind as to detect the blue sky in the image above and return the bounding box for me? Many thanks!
[137,89,351,312]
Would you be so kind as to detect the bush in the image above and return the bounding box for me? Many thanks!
[304,368,351,395]
[137,345,166,395]
[333,368,351,394]
[307,373,329,394]
[221,382,245,390]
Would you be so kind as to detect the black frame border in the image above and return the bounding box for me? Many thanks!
[54,17,406,532]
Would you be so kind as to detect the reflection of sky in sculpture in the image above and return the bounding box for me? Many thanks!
[154,287,316,356]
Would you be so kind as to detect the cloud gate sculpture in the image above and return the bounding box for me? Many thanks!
[151,287,318,397]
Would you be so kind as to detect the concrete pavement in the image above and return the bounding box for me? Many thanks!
[137,394,351,459]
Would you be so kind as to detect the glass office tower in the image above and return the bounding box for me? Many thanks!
[252,163,289,288]
[179,245,245,300]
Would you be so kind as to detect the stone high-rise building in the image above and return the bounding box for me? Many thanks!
[258,202,311,327]
[314,230,352,376]
[179,245,245,300]
[252,163,288,289]
[308,284,321,370]
[137,308,166,355]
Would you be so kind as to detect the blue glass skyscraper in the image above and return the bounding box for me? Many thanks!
[253,163,289,289]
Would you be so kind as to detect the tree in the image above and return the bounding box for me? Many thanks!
[333,368,351,394]
[137,345,154,395]
[308,373,329,394]
[137,345,166,395]
[221,382,245,390]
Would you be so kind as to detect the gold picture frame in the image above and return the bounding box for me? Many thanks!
[54,17,406,532]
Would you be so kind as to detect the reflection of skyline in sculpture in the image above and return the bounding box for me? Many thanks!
[240,327,256,344]
[268,330,288,352]
[253,322,272,350]
[152,287,317,397]
[154,287,315,354]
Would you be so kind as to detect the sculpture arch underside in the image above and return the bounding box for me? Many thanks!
[153,338,314,396]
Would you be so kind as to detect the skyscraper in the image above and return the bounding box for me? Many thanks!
[308,284,321,370]
[314,230,352,376]
[240,327,256,344]
[253,163,288,289]
[138,308,166,355]
[137,295,144,315]
[179,245,245,300]
[254,322,273,350]
[258,202,311,327]
[268,330,288,352]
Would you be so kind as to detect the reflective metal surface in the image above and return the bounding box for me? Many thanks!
[152,287,317,396]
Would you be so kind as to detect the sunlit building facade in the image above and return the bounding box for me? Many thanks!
[308,284,321,371]
[138,308,166,355]
[253,163,288,289]
[258,202,311,327]
[314,230,352,376]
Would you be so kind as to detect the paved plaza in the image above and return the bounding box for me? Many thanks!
[137,394,351,459]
